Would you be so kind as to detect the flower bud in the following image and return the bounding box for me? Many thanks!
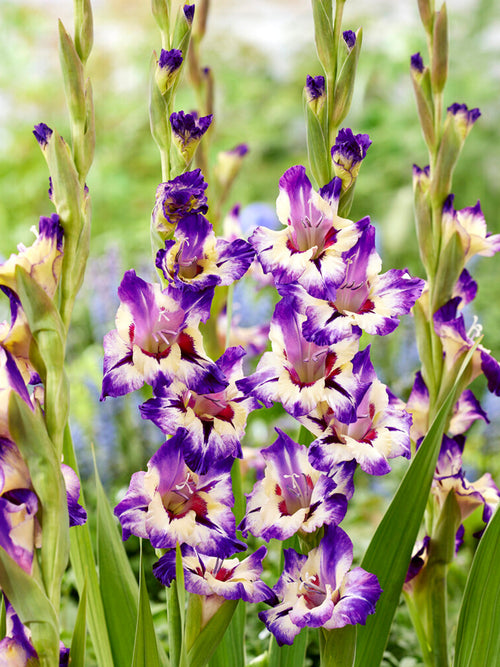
[155,48,183,95]
[331,128,371,190]
[417,0,433,33]
[151,0,169,33]
[305,75,326,116]
[214,144,249,192]
[311,0,335,74]
[410,53,435,148]
[413,165,434,273]
[33,123,53,151]
[343,30,356,51]
[332,28,363,126]
[170,110,213,167]
[432,104,481,203]
[172,3,194,55]
[74,0,93,64]
[431,3,448,93]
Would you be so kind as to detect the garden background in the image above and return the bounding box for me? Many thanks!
[1,0,499,663]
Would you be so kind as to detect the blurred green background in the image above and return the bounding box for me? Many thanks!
[1,1,500,661]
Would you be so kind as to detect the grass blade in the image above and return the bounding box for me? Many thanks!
[454,506,500,667]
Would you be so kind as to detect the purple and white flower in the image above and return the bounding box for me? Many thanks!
[0,214,64,299]
[152,169,208,236]
[155,213,254,292]
[61,464,87,527]
[250,165,365,299]
[0,596,69,666]
[403,536,430,594]
[442,195,500,264]
[153,545,274,626]
[0,288,36,385]
[434,297,500,396]
[280,224,424,345]
[140,346,258,474]
[259,525,381,645]
[0,596,39,666]
[0,438,40,574]
[0,347,33,439]
[101,270,226,398]
[237,299,365,422]
[306,348,412,476]
[433,435,499,523]
[240,429,355,541]
[407,371,489,443]
[114,429,244,557]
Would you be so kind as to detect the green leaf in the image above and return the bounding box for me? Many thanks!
[268,628,309,667]
[132,543,162,667]
[95,456,139,667]
[208,599,246,667]
[354,344,477,667]
[305,101,331,189]
[62,427,114,667]
[454,506,500,667]
[0,549,59,667]
[320,625,356,667]
[167,545,187,667]
[70,579,87,667]
[187,599,239,667]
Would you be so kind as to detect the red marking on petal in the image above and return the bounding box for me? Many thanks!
[278,499,289,516]
[358,299,374,314]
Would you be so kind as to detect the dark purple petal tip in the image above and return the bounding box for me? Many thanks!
[332,128,372,163]
[410,53,424,73]
[170,111,213,144]
[184,4,195,23]
[343,30,356,49]
[305,75,326,101]
[33,123,53,147]
[158,48,183,72]
[447,103,481,124]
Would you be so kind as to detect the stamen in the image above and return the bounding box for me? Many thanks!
[467,315,483,340]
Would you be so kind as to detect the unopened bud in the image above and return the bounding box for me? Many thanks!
[413,164,434,273]
[431,4,448,93]
[332,28,363,126]
[214,144,249,191]
[170,110,213,167]
[155,49,183,95]
[304,75,326,116]
[331,127,371,190]
[410,53,435,149]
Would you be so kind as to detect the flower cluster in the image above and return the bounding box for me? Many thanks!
[107,128,424,644]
